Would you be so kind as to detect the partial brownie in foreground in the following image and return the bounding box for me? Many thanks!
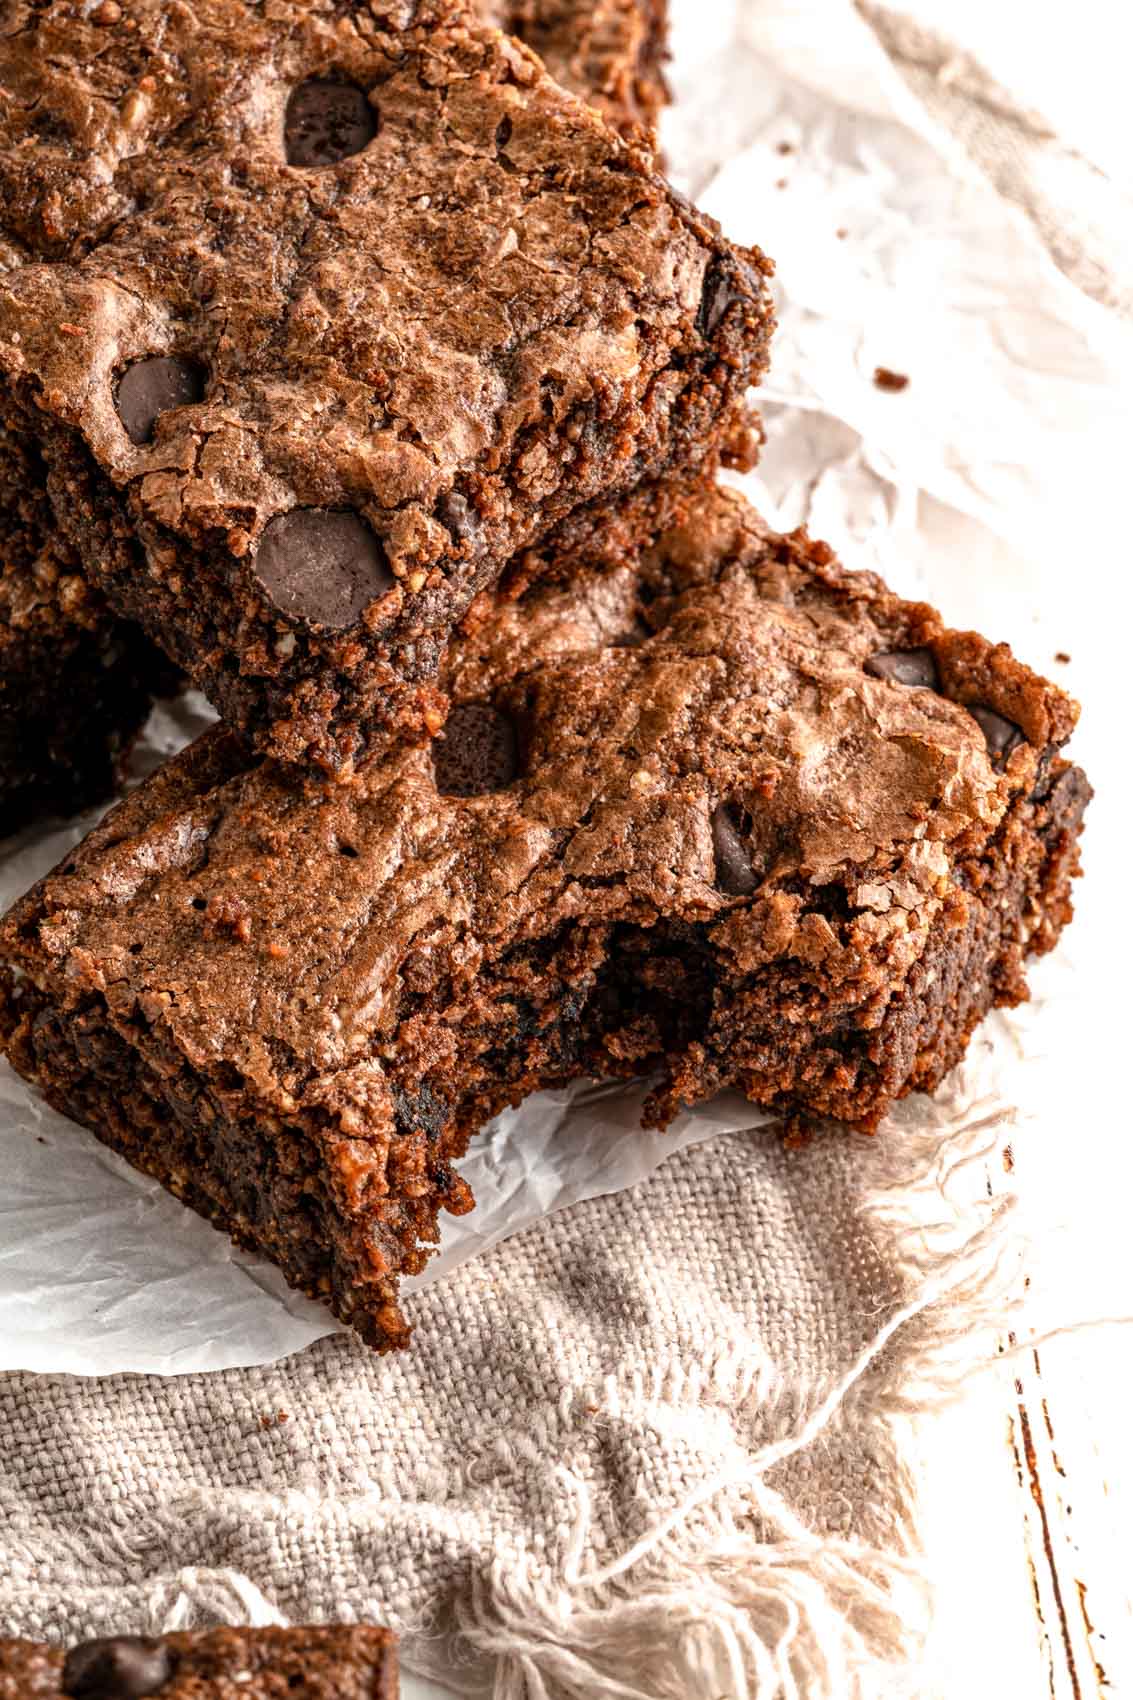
[0,484,1088,1350]
[0,425,171,837]
[0,0,771,775]
[480,0,670,138]
[0,1626,397,1699]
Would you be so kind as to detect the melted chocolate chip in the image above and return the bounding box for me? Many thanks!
[865,648,939,690]
[254,509,393,628]
[116,356,205,446]
[969,704,1024,762]
[433,704,518,797]
[285,78,376,167]
[697,262,742,339]
[712,801,757,896]
[436,490,482,547]
[62,1638,173,1700]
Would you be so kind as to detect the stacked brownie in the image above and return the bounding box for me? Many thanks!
[0,1626,398,1699]
[0,0,1088,1350]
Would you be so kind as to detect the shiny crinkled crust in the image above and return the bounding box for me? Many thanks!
[0,0,772,773]
[0,1625,398,1700]
[0,485,1087,1348]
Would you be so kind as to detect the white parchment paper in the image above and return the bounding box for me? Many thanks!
[1,0,1130,1378]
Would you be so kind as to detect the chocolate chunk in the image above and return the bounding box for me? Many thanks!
[254,509,393,629]
[62,1638,173,1700]
[865,648,939,690]
[436,490,482,547]
[285,79,376,167]
[969,704,1024,761]
[433,703,518,797]
[697,262,741,339]
[712,801,757,896]
[116,356,205,446]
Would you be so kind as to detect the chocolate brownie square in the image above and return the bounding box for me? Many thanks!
[0,1625,397,1699]
[0,482,1089,1350]
[0,423,171,836]
[0,0,772,775]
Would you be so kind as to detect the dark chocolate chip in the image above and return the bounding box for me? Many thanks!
[285,78,376,167]
[969,704,1024,761]
[697,261,742,340]
[865,648,939,690]
[254,509,393,629]
[436,490,482,547]
[116,356,205,446]
[712,801,757,896]
[433,704,518,797]
[62,1638,173,1700]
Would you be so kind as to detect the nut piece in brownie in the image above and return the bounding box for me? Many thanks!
[0,425,172,837]
[0,1625,397,1700]
[479,0,670,139]
[0,0,772,776]
[0,485,1088,1350]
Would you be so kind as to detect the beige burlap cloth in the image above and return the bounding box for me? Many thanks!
[0,8,1118,1696]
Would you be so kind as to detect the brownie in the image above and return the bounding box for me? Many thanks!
[479,0,670,138]
[0,1626,397,1699]
[0,423,172,836]
[0,483,1088,1349]
[0,0,772,777]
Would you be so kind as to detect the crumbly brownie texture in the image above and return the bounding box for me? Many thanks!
[0,423,170,835]
[0,485,1088,1349]
[0,0,772,776]
[0,1626,398,1699]
[479,0,670,138]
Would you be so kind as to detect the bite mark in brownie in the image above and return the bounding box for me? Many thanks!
[0,1626,398,1700]
[0,484,1089,1350]
[0,0,772,774]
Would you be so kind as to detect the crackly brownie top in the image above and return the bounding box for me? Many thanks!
[0,0,767,612]
[0,1626,397,1700]
[7,484,1077,1112]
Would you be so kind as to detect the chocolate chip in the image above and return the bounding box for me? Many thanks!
[436,490,482,547]
[865,648,939,690]
[285,79,376,167]
[433,704,518,797]
[62,1638,173,1700]
[712,802,757,896]
[969,704,1024,762]
[697,261,744,339]
[116,356,205,446]
[254,509,393,628]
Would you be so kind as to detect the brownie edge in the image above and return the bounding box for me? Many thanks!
[0,1626,398,1700]
[0,484,1089,1351]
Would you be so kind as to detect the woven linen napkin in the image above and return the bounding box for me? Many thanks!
[0,1078,1010,1697]
[0,2,1114,1695]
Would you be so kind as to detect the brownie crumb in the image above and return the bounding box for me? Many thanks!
[1054,651,1071,664]
[775,140,794,155]
[835,227,848,240]
[873,367,910,393]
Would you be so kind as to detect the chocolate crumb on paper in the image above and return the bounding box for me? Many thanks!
[873,367,910,393]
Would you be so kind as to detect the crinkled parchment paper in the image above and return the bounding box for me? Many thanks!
[1,0,1130,1377]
